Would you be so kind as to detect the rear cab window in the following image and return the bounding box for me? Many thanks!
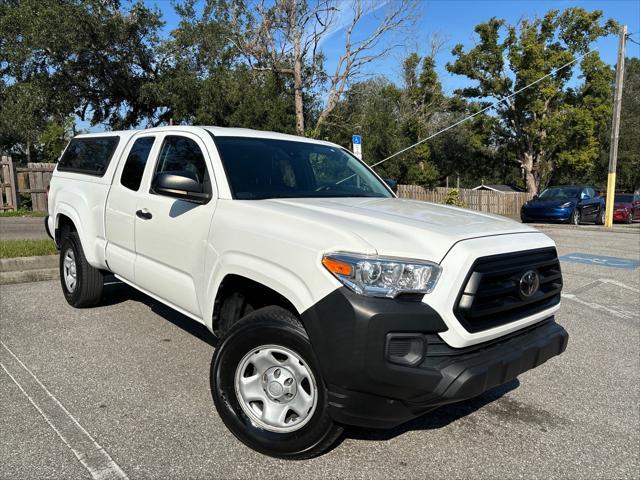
[58,136,120,177]
[120,137,155,191]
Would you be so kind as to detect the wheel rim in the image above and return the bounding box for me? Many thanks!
[63,249,77,293]
[572,210,579,225]
[234,344,318,433]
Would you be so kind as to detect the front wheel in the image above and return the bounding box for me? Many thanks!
[626,212,633,224]
[210,306,343,459]
[570,208,581,225]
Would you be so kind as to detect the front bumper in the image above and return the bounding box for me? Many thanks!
[521,206,572,222]
[301,288,568,429]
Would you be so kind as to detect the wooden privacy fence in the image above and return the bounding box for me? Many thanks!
[1,155,18,211]
[16,162,56,211]
[0,155,55,212]
[397,185,534,216]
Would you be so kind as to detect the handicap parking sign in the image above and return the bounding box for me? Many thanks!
[352,134,361,145]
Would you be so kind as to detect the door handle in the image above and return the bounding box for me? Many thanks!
[136,209,152,220]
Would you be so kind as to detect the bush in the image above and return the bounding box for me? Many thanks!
[443,188,465,207]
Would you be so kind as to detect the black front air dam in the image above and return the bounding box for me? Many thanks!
[300,287,568,429]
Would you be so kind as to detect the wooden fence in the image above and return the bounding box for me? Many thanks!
[1,155,18,212]
[0,155,55,212]
[397,185,534,216]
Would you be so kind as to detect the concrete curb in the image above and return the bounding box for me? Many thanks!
[0,255,59,285]
[531,223,640,234]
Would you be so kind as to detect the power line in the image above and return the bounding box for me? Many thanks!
[370,49,598,169]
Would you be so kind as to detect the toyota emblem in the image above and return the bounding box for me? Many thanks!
[519,270,540,298]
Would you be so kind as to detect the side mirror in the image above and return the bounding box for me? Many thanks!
[384,178,398,193]
[152,171,211,204]
[533,194,539,200]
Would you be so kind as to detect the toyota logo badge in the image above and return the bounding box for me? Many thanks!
[519,270,540,298]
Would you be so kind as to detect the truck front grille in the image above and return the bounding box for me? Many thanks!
[454,248,562,333]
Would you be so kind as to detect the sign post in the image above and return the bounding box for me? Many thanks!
[352,134,362,160]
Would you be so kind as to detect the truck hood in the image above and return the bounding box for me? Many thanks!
[262,197,539,263]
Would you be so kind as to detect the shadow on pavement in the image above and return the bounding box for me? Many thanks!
[344,379,520,441]
[100,277,218,348]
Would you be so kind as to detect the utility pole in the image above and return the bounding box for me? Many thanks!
[605,25,627,228]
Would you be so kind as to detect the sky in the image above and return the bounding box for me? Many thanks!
[82,0,640,131]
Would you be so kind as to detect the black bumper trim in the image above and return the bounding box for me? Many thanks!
[327,319,568,428]
[44,215,54,241]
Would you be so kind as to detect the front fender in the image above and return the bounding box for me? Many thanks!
[203,251,339,331]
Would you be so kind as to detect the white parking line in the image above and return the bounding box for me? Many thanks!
[0,341,128,480]
[596,278,640,294]
[561,294,636,320]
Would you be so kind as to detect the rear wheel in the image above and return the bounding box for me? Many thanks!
[210,306,343,459]
[627,212,633,224]
[595,208,605,225]
[59,232,104,308]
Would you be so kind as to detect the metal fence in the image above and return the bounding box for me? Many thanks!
[397,185,534,216]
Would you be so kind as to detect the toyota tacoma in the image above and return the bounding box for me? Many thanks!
[46,126,568,459]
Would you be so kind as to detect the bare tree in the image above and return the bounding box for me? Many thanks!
[228,0,417,136]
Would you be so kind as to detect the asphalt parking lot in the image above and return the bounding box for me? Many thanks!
[1,224,639,479]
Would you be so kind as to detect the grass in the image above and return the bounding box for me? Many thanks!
[0,239,58,258]
[0,209,47,218]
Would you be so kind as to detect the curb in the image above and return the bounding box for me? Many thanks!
[0,255,59,285]
[531,223,640,235]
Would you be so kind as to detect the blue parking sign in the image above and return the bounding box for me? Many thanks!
[352,134,361,145]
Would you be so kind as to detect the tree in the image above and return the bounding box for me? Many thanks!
[0,0,163,158]
[617,57,640,191]
[226,0,417,135]
[446,8,617,193]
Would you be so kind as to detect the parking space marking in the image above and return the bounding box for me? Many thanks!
[559,253,640,269]
[0,342,128,480]
[560,294,636,319]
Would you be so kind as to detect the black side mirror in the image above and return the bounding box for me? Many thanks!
[533,194,539,200]
[152,171,211,204]
[384,178,398,193]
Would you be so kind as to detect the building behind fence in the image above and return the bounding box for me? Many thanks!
[2,155,533,216]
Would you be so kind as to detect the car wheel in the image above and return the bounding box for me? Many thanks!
[210,306,343,459]
[59,232,104,308]
[595,208,605,225]
[570,208,581,225]
[627,212,633,224]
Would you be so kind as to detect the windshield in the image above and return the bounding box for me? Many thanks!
[615,194,633,203]
[538,187,580,200]
[212,136,392,200]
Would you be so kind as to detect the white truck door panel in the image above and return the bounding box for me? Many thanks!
[105,135,158,281]
[134,133,216,318]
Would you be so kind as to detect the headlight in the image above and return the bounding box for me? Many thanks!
[559,202,572,208]
[322,253,441,298]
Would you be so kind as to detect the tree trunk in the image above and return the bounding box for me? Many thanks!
[521,151,539,195]
[293,57,305,136]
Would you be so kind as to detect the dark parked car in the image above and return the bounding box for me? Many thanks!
[610,193,640,224]
[521,186,605,225]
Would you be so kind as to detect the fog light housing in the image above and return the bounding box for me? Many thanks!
[385,333,425,366]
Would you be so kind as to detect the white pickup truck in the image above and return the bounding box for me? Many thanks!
[46,126,568,458]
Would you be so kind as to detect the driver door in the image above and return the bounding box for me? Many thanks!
[133,132,217,318]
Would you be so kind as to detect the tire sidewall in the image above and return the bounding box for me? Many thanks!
[211,318,336,458]
[59,235,82,305]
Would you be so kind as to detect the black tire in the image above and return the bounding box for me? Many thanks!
[626,212,633,224]
[210,306,343,459]
[59,231,104,308]
[570,208,581,225]
[595,207,605,225]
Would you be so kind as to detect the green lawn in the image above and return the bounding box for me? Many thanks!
[0,209,47,218]
[0,239,58,258]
